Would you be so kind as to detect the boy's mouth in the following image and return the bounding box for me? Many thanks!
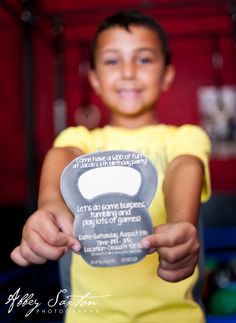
[117,89,141,98]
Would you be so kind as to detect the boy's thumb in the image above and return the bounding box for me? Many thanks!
[55,212,81,253]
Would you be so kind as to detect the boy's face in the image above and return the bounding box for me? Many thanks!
[89,25,174,123]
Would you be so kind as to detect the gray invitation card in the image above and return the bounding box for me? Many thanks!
[60,150,157,267]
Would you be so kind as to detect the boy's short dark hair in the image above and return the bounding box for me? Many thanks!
[89,9,171,70]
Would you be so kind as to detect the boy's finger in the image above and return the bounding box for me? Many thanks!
[159,253,197,271]
[141,234,158,249]
[21,232,70,260]
[34,212,81,252]
[10,242,48,266]
[141,223,195,249]
[48,212,81,252]
[54,211,74,236]
[10,246,31,267]
[27,212,72,247]
[157,264,195,282]
[141,233,186,249]
[67,239,81,253]
[20,239,49,263]
[25,221,81,255]
[40,227,81,253]
[157,237,199,263]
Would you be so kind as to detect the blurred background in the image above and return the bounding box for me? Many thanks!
[0,0,236,322]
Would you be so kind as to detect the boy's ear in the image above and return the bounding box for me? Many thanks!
[161,65,175,92]
[88,70,101,96]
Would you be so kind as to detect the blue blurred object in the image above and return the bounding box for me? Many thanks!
[207,315,236,323]
[201,193,236,323]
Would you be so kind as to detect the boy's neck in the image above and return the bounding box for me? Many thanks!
[109,111,158,129]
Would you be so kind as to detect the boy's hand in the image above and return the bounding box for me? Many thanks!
[141,222,200,282]
[11,203,81,266]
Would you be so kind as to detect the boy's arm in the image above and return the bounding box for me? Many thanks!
[11,146,83,266]
[141,155,203,282]
[163,154,202,226]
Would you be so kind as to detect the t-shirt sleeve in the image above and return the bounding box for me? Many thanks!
[53,126,91,154]
[166,125,211,202]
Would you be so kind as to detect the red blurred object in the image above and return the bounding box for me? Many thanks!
[0,0,235,205]
[210,159,236,192]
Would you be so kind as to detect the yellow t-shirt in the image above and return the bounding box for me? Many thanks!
[54,124,211,323]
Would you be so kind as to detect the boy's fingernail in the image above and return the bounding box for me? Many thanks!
[141,240,150,249]
[72,244,81,253]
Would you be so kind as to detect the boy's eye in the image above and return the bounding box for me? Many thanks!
[137,57,153,64]
[104,58,118,65]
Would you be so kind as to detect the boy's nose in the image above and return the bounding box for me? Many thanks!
[121,62,136,80]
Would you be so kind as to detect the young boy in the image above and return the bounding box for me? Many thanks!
[11,9,211,323]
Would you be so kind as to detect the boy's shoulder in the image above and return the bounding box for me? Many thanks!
[100,124,207,137]
[54,123,208,140]
[54,124,210,148]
